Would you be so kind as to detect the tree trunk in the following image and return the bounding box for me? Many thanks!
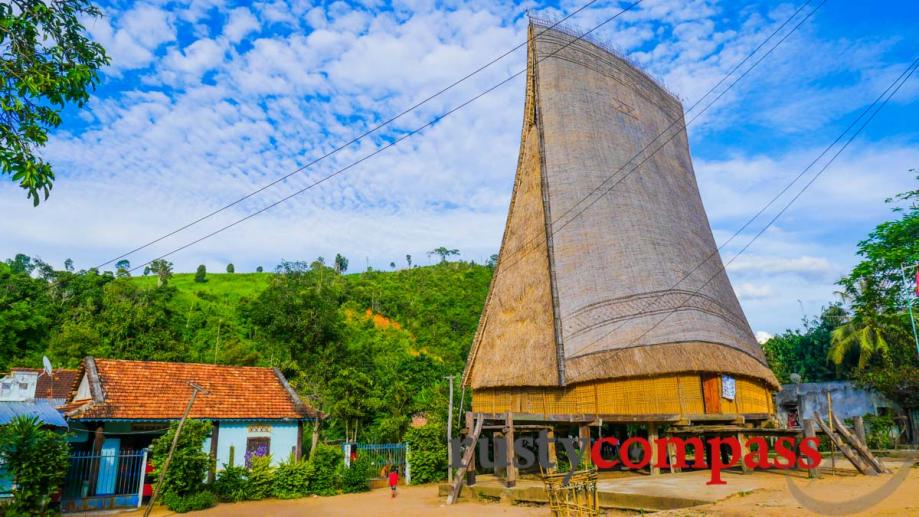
[310,419,321,459]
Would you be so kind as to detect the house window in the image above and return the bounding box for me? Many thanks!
[245,437,270,467]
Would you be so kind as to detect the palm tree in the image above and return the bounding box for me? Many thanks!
[829,277,906,369]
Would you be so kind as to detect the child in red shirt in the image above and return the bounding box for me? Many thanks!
[388,467,399,498]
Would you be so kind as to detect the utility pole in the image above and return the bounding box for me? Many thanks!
[445,375,455,484]
[144,382,207,517]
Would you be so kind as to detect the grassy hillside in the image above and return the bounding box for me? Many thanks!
[127,262,492,369]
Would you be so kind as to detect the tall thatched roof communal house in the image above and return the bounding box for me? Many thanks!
[462,21,779,422]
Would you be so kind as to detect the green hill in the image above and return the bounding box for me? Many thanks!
[1,259,492,441]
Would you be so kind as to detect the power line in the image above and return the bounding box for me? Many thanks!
[497,54,919,385]
[493,0,823,276]
[92,0,620,271]
[125,1,644,273]
[464,0,826,378]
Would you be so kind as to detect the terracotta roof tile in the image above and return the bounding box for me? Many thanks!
[67,358,316,421]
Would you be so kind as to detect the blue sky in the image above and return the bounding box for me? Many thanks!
[2,0,918,337]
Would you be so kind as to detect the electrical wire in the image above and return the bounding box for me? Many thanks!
[91,0,622,271]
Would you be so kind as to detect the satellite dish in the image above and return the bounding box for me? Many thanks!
[42,356,53,376]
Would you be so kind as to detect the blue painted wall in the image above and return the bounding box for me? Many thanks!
[70,419,302,471]
[212,421,300,470]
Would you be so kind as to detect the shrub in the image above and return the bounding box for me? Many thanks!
[226,263,235,273]
[213,464,249,502]
[339,454,373,493]
[273,455,311,499]
[0,416,69,515]
[246,455,274,500]
[161,490,217,513]
[864,414,896,449]
[404,422,446,484]
[194,264,207,283]
[149,420,213,497]
[308,444,342,495]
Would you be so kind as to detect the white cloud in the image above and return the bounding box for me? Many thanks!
[88,4,175,72]
[754,330,773,344]
[728,256,835,279]
[223,7,260,43]
[3,0,916,339]
[734,282,774,300]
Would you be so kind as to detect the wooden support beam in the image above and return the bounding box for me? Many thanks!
[579,424,592,469]
[853,416,867,447]
[812,413,876,476]
[648,424,660,476]
[505,412,517,488]
[831,413,888,474]
[737,432,751,474]
[803,419,819,479]
[465,412,477,486]
[667,441,681,474]
[546,427,557,473]
[447,415,484,504]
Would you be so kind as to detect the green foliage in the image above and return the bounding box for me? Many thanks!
[195,264,207,283]
[272,456,311,499]
[149,420,213,497]
[762,305,845,383]
[2,258,491,441]
[245,455,274,500]
[339,455,373,493]
[404,422,447,484]
[863,414,896,449]
[827,170,919,404]
[427,247,459,263]
[0,416,69,515]
[226,263,235,273]
[334,254,348,273]
[213,464,249,503]
[308,443,342,496]
[149,259,173,287]
[0,0,109,205]
[161,490,217,513]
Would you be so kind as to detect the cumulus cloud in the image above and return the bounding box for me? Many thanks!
[3,0,916,337]
[87,4,175,72]
[755,330,774,344]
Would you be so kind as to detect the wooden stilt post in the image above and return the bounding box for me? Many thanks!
[803,419,818,478]
[505,412,517,488]
[579,424,592,469]
[667,440,681,473]
[737,432,751,474]
[465,412,477,486]
[853,416,867,446]
[546,427,557,473]
[648,424,659,476]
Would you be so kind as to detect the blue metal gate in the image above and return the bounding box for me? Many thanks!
[61,449,147,512]
[346,443,407,480]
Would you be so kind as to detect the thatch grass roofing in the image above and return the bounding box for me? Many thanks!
[464,23,780,391]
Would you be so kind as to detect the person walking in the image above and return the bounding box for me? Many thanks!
[388,466,399,498]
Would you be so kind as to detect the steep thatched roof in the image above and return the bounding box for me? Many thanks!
[463,22,779,391]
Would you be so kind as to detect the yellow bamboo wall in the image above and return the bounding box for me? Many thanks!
[471,374,774,417]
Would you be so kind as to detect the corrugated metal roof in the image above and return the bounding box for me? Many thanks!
[0,401,68,428]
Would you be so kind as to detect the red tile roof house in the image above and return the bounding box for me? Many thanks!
[61,357,318,508]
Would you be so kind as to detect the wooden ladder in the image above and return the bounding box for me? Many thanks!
[812,412,887,475]
[446,415,484,505]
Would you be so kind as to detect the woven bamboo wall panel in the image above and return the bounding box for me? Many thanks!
[471,374,772,417]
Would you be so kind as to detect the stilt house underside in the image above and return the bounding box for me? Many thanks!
[462,22,779,422]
